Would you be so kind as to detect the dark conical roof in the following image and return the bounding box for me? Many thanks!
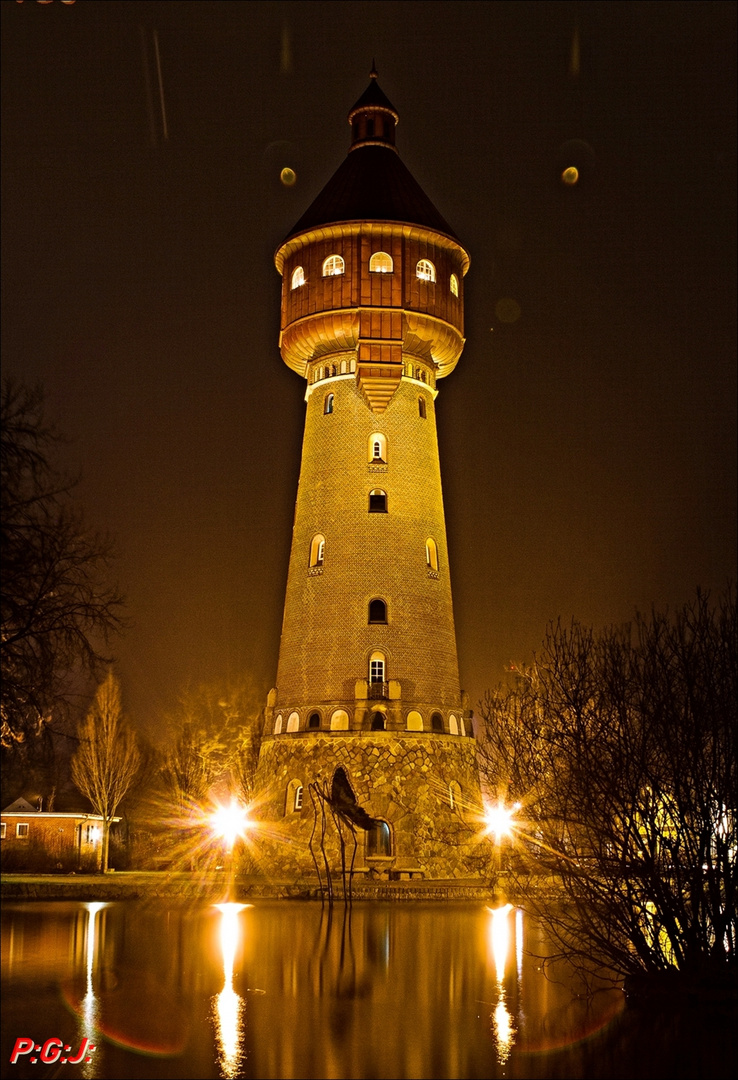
[282,77,460,244]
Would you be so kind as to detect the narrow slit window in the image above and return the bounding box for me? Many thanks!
[418,397,426,418]
[450,273,459,297]
[426,538,439,571]
[309,534,325,567]
[291,266,305,290]
[369,489,387,513]
[324,393,334,414]
[322,254,345,277]
[416,259,436,282]
[368,432,387,462]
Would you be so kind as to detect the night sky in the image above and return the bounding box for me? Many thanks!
[2,1,735,732]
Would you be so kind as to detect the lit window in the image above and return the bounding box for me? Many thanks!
[449,714,459,735]
[330,709,349,730]
[0,823,6,839]
[308,712,321,729]
[431,712,444,733]
[309,534,325,567]
[274,714,283,734]
[294,785,304,811]
[426,538,439,571]
[418,397,426,418]
[286,711,299,733]
[16,823,29,838]
[324,393,334,415]
[416,259,436,282]
[368,432,387,462]
[406,711,423,731]
[450,273,459,297]
[371,713,386,731]
[369,489,387,513]
[367,820,392,857]
[323,254,345,277]
[369,251,393,273]
[368,598,387,624]
[285,779,303,815]
[369,651,385,683]
[291,266,305,289]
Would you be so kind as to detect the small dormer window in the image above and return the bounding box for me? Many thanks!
[370,252,393,273]
[291,266,305,289]
[416,259,436,283]
[323,255,345,277]
[450,273,459,297]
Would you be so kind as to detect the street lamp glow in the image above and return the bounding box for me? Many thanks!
[484,801,520,841]
[211,801,251,851]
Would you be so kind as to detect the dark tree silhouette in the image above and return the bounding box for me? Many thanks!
[1,381,123,746]
[479,589,737,991]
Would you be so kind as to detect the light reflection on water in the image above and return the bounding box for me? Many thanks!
[1,899,726,1079]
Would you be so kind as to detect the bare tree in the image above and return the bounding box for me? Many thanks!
[71,671,140,871]
[1,380,123,747]
[479,589,737,992]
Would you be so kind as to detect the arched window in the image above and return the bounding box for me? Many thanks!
[459,717,466,737]
[369,251,393,273]
[309,534,325,567]
[340,359,347,374]
[322,254,345,276]
[368,432,387,462]
[369,651,385,683]
[416,259,436,282]
[367,820,392,857]
[406,711,423,731]
[426,538,439,571]
[308,712,321,729]
[369,489,387,513]
[418,397,427,418]
[324,393,334,415]
[431,712,444,733]
[449,714,459,735]
[286,711,300,732]
[371,713,386,731]
[291,266,305,289]
[273,714,283,735]
[368,598,387,624]
[330,709,349,730]
[449,781,461,811]
[285,779,303,815]
[450,273,459,297]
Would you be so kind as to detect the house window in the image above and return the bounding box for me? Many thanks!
[291,266,305,289]
[286,711,300,733]
[418,397,426,418]
[0,823,6,839]
[285,779,303,815]
[308,712,321,729]
[323,254,345,276]
[368,432,387,462]
[309,534,325,567]
[330,709,349,730]
[369,489,387,513]
[367,820,392,857]
[16,823,29,839]
[369,251,393,273]
[324,393,334,414]
[431,712,444,733]
[450,273,459,297]
[371,713,386,731]
[416,259,436,282]
[274,714,283,734]
[369,652,386,683]
[406,711,423,731]
[426,538,439,571]
[368,598,387,624]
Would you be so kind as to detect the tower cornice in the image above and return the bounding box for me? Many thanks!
[275,221,470,276]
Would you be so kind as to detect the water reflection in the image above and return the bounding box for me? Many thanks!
[1,899,728,1079]
[212,903,248,1078]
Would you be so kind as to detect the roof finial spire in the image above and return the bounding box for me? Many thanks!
[370,60,378,80]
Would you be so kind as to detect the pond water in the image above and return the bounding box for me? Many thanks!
[0,900,731,1079]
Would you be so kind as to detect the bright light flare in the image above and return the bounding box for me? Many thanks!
[484,801,520,841]
[210,801,251,851]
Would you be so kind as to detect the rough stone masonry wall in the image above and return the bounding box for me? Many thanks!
[254,732,485,880]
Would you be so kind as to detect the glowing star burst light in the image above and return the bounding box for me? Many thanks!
[484,801,521,841]
[210,801,251,851]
